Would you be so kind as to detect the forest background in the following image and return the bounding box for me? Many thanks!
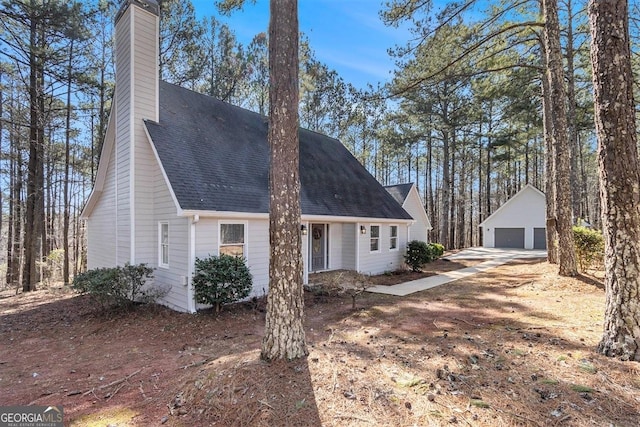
[0,0,638,288]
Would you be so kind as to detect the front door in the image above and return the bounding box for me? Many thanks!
[311,224,328,272]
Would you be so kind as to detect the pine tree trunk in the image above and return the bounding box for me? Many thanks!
[426,119,434,241]
[541,56,558,264]
[589,0,640,361]
[23,9,41,292]
[448,134,456,248]
[440,128,450,248]
[565,0,581,220]
[261,0,307,361]
[485,103,492,220]
[543,0,577,276]
[7,124,23,288]
[6,146,14,286]
[63,39,74,286]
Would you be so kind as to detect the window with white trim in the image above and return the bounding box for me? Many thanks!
[390,225,398,250]
[370,225,380,252]
[159,222,169,267]
[220,222,246,257]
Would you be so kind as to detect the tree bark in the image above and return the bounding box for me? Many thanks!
[426,113,435,241]
[439,128,450,248]
[589,0,640,361]
[540,48,558,264]
[63,38,75,286]
[261,0,307,361]
[543,0,577,276]
[564,0,581,221]
[7,101,24,288]
[23,2,43,292]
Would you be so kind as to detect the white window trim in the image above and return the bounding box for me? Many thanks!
[158,221,169,268]
[389,224,399,251]
[370,224,381,253]
[218,220,249,259]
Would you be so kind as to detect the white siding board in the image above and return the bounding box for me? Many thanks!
[329,224,343,270]
[247,219,270,298]
[341,224,357,270]
[152,161,189,311]
[357,223,405,275]
[403,187,431,243]
[114,6,131,266]
[193,217,270,301]
[134,135,156,263]
[87,142,117,268]
[131,8,158,265]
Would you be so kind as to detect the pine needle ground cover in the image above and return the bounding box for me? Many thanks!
[1,259,638,426]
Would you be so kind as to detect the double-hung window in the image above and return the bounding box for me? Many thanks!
[390,225,398,250]
[159,222,169,267]
[370,225,380,252]
[220,222,246,257]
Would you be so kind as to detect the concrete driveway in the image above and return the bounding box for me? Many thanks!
[444,247,548,260]
[366,247,547,297]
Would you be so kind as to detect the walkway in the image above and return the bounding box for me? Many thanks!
[366,247,547,297]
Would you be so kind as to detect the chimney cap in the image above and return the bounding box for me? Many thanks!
[115,0,159,24]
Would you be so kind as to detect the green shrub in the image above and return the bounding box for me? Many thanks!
[72,263,158,309]
[573,226,604,272]
[405,241,444,272]
[119,263,159,303]
[72,267,119,306]
[429,242,445,259]
[193,254,253,312]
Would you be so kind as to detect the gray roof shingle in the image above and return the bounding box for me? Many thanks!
[144,81,412,220]
[385,183,414,206]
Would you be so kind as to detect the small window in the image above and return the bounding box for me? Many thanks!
[390,225,398,250]
[220,223,245,257]
[370,225,380,252]
[159,222,169,267]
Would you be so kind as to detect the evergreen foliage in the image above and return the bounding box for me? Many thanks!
[572,226,604,272]
[72,263,158,309]
[192,254,253,313]
[405,241,444,272]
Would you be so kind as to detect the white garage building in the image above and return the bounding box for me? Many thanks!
[479,184,547,250]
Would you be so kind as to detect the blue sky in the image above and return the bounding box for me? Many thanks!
[190,0,412,89]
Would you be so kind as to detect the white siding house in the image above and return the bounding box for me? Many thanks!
[385,184,432,243]
[81,0,431,313]
[479,184,547,250]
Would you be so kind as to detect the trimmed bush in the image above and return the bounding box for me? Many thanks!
[573,226,604,272]
[193,254,253,313]
[72,263,158,309]
[119,263,158,302]
[429,242,445,259]
[405,241,444,272]
[72,267,120,307]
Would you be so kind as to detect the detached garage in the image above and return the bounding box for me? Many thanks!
[480,184,547,249]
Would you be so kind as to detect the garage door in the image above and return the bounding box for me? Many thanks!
[495,228,525,248]
[533,227,546,249]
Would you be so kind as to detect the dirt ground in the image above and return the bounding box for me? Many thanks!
[1,258,639,426]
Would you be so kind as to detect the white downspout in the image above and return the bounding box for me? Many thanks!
[302,221,309,285]
[186,214,199,313]
[355,223,361,272]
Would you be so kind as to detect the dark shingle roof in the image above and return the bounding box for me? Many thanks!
[385,183,414,206]
[144,81,412,220]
